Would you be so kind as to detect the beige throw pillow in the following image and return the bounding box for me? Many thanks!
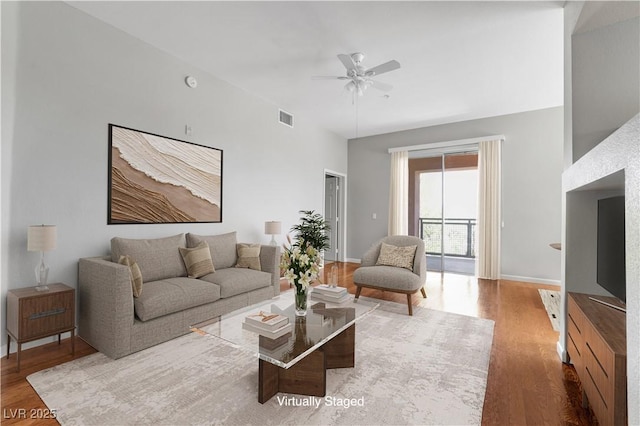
[236,243,261,271]
[179,242,215,278]
[376,242,417,271]
[118,255,143,298]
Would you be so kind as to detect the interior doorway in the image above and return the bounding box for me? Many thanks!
[409,153,478,275]
[323,170,346,262]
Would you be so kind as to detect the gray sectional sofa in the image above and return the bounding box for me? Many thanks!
[78,232,280,359]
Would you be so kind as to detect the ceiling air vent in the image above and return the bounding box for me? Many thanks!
[279,109,294,128]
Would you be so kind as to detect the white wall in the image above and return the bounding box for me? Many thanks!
[562,1,585,170]
[1,2,347,352]
[347,107,564,284]
[572,15,639,161]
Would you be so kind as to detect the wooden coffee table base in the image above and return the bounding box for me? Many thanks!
[258,324,355,404]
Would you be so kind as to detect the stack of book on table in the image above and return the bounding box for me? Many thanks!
[259,333,293,358]
[242,311,292,339]
[310,284,351,304]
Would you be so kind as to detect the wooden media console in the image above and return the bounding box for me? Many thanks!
[567,292,627,426]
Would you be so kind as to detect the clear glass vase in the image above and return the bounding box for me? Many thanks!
[294,286,308,316]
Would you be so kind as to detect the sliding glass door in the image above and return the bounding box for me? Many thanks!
[412,153,478,274]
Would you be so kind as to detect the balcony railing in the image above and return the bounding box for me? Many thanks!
[419,217,476,258]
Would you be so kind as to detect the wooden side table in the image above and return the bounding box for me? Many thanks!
[6,283,75,371]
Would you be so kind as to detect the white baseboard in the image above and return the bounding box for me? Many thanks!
[346,258,361,264]
[557,340,567,362]
[500,274,561,286]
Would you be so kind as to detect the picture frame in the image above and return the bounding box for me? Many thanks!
[108,124,223,224]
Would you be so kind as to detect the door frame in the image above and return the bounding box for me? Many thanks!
[323,169,347,262]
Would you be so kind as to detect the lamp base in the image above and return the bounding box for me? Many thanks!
[269,236,277,246]
[35,254,50,291]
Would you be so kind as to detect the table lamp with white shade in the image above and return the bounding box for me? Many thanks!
[264,221,282,246]
[27,225,57,291]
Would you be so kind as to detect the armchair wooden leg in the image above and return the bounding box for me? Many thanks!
[355,286,362,300]
[421,287,427,298]
[407,294,413,316]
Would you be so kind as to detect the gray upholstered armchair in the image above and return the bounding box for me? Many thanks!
[353,235,427,315]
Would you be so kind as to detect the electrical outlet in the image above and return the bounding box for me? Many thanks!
[185,125,192,136]
[372,213,377,220]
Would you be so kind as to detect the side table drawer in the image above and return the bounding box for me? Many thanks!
[20,292,74,340]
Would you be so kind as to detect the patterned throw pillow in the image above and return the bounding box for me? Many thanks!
[179,242,215,278]
[375,242,417,271]
[118,255,143,298]
[235,243,261,271]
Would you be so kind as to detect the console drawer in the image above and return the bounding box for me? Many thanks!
[567,326,583,374]
[567,292,626,426]
[584,363,609,423]
[567,296,585,372]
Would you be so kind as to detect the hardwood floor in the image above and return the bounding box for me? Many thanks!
[1,338,95,425]
[1,262,596,425]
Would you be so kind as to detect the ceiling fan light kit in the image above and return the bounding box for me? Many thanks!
[313,52,400,97]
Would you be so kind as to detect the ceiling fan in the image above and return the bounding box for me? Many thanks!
[313,52,401,97]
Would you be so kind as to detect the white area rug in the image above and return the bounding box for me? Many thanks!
[28,298,494,426]
[538,289,561,332]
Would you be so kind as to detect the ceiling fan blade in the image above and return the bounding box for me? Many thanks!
[311,76,349,80]
[338,54,356,71]
[365,60,401,77]
[370,80,393,92]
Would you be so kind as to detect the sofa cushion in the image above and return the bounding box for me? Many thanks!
[199,268,271,298]
[353,265,423,292]
[376,242,417,271]
[179,242,215,278]
[111,234,187,283]
[235,243,261,271]
[187,232,237,270]
[118,255,143,298]
[134,277,221,322]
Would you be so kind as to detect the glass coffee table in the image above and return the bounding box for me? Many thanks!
[192,290,379,403]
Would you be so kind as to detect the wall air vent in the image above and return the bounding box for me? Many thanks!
[279,109,294,128]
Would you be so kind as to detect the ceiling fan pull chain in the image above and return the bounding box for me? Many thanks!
[355,95,359,138]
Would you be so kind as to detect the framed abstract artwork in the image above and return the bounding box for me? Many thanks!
[108,124,223,224]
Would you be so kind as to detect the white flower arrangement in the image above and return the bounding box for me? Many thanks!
[281,236,321,291]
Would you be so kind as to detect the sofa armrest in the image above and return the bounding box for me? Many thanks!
[416,249,426,284]
[259,245,281,296]
[413,240,427,284]
[78,256,134,359]
[360,242,381,267]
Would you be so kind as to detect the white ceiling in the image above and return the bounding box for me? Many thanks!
[68,1,565,139]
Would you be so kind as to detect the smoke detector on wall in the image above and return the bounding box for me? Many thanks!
[185,76,197,88]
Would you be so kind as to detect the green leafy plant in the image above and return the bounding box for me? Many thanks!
[290,210,330,251]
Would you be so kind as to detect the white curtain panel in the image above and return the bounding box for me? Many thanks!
[477,140,501,280]
[388,151,409,236]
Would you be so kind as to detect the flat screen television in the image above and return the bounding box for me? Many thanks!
[596,196,626,305]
